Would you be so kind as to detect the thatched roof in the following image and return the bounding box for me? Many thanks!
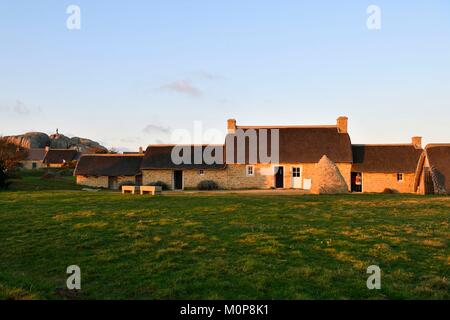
[225,126,352,164]
[25,148,47,161]
[141,145,226,170]
[74,154,144,176]
[310,155,349,194]
[414,144,450,194]
[43,149,80,164]
[352,144,422,173]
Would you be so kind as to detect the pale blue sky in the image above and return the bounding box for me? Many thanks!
[1,0,449,151]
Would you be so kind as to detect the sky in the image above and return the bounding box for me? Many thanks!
[1,0,449,151]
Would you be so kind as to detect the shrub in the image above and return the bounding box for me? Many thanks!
[147,181,169,191]
[0,167,11,190]
[197,180,219,190]
[382,188,395,194]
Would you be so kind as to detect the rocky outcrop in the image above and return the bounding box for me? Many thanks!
[3,132,107,153]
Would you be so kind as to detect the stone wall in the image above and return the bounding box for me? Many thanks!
[142,170,173,188]
[76,175,137,189]
[20,160,45,170]
[141,162,352,191]
[361,172,415,193]
[76,175,108,188]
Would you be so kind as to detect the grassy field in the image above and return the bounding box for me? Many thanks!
[0,172,448,299]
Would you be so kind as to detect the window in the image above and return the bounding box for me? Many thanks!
[32,162,37,169]
[199,169,205,176]
[397,173,404,182]
[292,167,301,177]
[246,165,254,176]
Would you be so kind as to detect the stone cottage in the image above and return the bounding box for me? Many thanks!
[43,149,80,168]
[351,138,423,193]
[20,148,47,170]
[74,154,144,189]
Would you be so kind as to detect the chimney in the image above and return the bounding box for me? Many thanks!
[227,119,237,133]
[336,116,348,133]
[412,136,422,149]
[139,146,144,154]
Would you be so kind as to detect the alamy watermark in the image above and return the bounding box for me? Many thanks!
[66,265,81,290]
[367,5,381,30]
[366,265,381,289]
[66,5,81,30]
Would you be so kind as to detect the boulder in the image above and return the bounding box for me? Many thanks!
[4,132,50,149]
[310,155,349,194]
[3,132,107,153]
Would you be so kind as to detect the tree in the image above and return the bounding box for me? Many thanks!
[0,138,28,190]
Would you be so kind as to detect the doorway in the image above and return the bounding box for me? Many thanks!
[108,176,117,189]
[291,166,302,189]
[274,166,284,188]
[351,172,362,192]
[174,170,183,190]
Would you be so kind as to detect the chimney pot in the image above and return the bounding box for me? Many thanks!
[336,116,348,133]
[227,119,237,133]
[412,136,422,149]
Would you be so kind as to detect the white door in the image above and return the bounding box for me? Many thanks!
[291,166,302,188]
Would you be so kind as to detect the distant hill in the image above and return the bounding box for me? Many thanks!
[3,132,108,153]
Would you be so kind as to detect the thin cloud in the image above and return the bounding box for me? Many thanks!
[14,100,30,115]
[196,71,224,81]
[160,80,202,97]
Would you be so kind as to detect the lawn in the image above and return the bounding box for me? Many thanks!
[0,176,448,299]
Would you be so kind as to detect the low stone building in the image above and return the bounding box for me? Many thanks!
[414,144,450,195]
[351,138,423,193]
[223,117,353,190]
[74,154,144,189]
[43,149,80,168]
[141,145,226,190]
[20,148,47,169]
[139,117,353,191]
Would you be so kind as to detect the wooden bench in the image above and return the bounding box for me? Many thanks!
[121,186,139,194]
[140,186,162,195]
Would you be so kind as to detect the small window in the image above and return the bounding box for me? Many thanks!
[32,162,37,169]
[246,165,254,176]
[292,167,301,177]
[199,169,205,176]
[397,173,404,182]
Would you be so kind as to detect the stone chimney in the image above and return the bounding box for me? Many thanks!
[336,116,348,133]
[227,119,237,133]
[139,146,143,154]
[412,136,422,149]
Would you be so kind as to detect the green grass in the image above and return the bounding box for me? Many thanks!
[0,175,448,299]
[8,169,82,191]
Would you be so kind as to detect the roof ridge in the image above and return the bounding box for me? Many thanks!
[425,143,450,148]
[352,143,417,147]
[237,125,337,129]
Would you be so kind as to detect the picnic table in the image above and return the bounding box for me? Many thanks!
[140,186,162,195]
[121,186,139,194]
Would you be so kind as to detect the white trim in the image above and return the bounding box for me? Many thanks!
[246,165,255,176]
[290,165,303,189]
